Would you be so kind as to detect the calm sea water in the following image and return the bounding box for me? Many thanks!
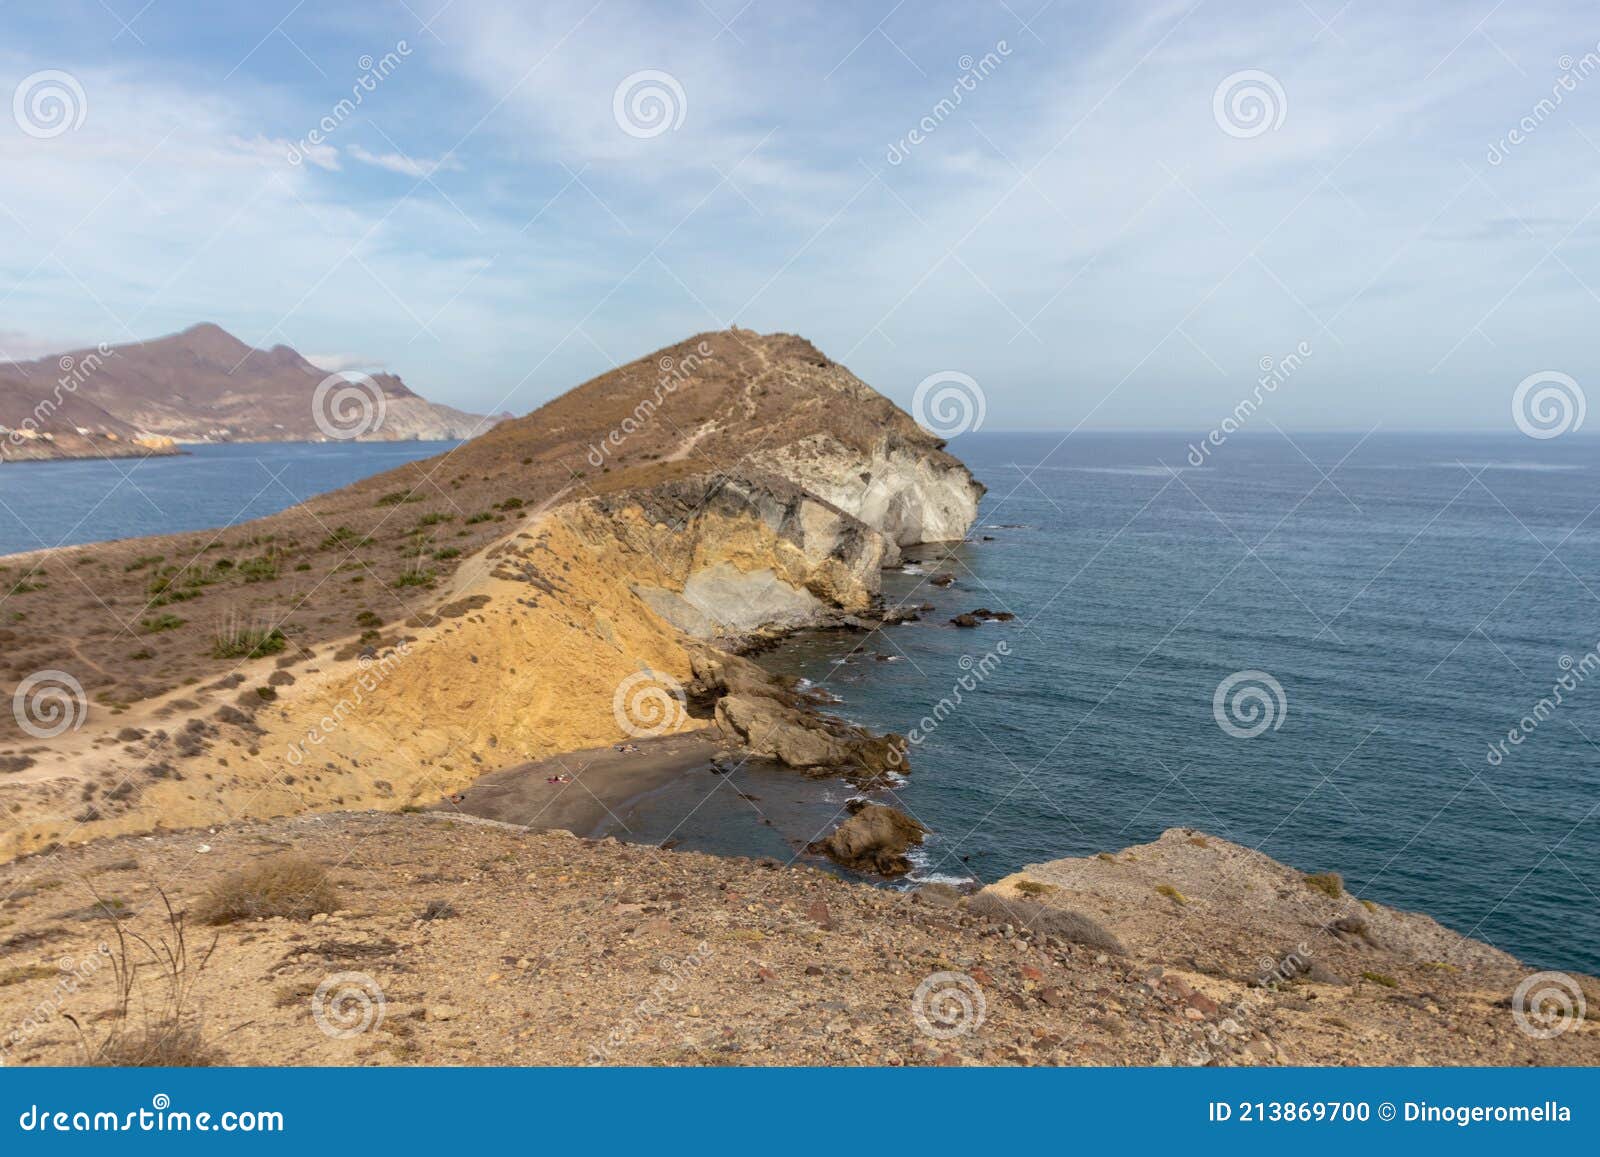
[3,432,1594,972]
[0,442,457,556]
[754,431,1600,974]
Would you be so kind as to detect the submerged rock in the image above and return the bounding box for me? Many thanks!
[951,608,1015,627]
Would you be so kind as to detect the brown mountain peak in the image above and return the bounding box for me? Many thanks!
[156,321,255,363]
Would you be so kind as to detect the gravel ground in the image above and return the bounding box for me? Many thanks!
[0,812,1593,1067]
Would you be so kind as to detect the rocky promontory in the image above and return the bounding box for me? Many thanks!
[0,327,1593,1069]
[0,328,980,858]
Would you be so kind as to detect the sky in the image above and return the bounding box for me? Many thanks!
[1,0,1599,432]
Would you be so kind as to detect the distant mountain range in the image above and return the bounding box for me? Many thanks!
[0,323,498,462]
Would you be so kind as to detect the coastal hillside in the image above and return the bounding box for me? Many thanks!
[0,323,492,462]
[0,815,1592,1066]
[0,328,982,858]
[0,328,1592,1070]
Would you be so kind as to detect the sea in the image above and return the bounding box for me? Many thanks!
[0,441,457,555]
[2,432,1595,973]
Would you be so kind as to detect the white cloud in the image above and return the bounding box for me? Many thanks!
[345,144,462,178]
[230,134,341,171]
[0,329,85,362]
[5,2,1599,430]
[304,352,386,372]
[0,64,520,413]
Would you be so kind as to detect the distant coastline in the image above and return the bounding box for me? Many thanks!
[0,431,474,466]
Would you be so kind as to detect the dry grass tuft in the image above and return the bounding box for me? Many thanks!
[1013,878,1058,897]
[69,889,224,1067]
[193,855,337,925]
[1304,871,1344,899]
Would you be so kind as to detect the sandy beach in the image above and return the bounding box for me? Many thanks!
[441,730,727,837]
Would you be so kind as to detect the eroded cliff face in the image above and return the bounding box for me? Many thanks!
[254,468,913,772]
[0,459,946,857]
[599,474,898,637]
[770,433,983,545]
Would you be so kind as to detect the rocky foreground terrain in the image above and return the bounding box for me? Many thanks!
[0,815,1592,1066]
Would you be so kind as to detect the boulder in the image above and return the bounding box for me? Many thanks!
[713,693,909,778]
[715,694,852,767]
[807,802,927,877]
[688,648,790,701]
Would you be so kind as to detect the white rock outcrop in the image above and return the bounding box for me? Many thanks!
[770,434,982,545]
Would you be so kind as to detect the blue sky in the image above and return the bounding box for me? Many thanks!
[2,0,1599,430]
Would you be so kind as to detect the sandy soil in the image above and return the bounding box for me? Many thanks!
[444,732,725,838]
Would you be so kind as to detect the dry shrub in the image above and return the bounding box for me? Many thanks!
[69,890,223,1067]
[1304,871,1344,899]
[193,855,336,925]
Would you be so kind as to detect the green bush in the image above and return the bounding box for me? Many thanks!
[212,622,287,660]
